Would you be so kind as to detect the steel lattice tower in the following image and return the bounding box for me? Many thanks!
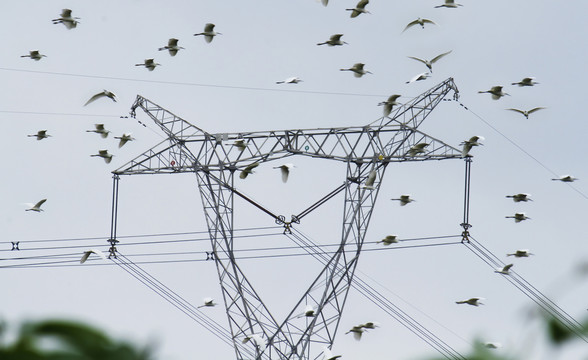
[111,78,463,360]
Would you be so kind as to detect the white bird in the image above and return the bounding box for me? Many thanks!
[52,9,80,29]
[27,130,51,140]
[273,163,295,183]
[505,212,531,223]
[406,72,431,84]
[232,140,247,152]
[158,38,184,56]
[340,63,372,78]
[407,142,429,157]
[507,249,533,258]
[25,199,47,212]
[478,86,510,100]
[198,297,217,308]
[84,90,117,106]
[512,77,538,87]
[460,135,484,156]
[408,51,452,72]
[194,23,221,43]
[484,342,502,349]
[362,170,377,190]
[321,347,342,360]
[551,175,578,182]
[135,59,161,71]
[455,297,484,306]
[391,194,415,206]
[240,163,259,179]
[506,193,532,202]
[91,150,114,164]
[21,50,46,61]
[435,0,463,8]
[403,18,437,32]
[345,325,366,341]
[242,334,265,350]
[378,95,401,117]
[114,133,135,148]
[507,107,545,119]
[80,249,107,264]
[86,124,110,138]
[317,34,347,46]
[377,235,398,245]
[346,0,370,18]
[495,264,514,275]
[298,304,315,318]
[276,77,303,84]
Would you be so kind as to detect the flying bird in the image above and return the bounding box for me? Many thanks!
[197,297,217,308]
[407,143,429,157]
[484,342,502,349]
[478,86,510,100]
[435,0,463,8]
[194,23,221,43]
[317,34,347,46]
[135,59,161,71]
[298,304,316,318]
[27,130,51,140]
[460,135,484,156]
[506,107,545,119]
[455,297,484,306]
[406,72,430,84]
[114,133,135,148]
[91,150,114,164]
[403,18,437,32]
[80,249,107,264]
[391,194,415,206]
[21,50,46,61]
[276,77,303,84]
[52,9,80,29]
[506,193,532,202]
[408,50,452,72]
[346,0,370,18]
[240,163,259,179]
[495,264,514,275]
[378,95,401,117]
[25,199,47,212]
[274,163,295,183]
[340,63,372,78]
[505,212,531,223]
[242,334,265,350]
[377,235,398,245]
[551,175,578,182]
[232,140,247,152]
[321,347,342,360]
[158,38,184,56]
[86,124,110,138]
[512,77,538,87]
[345,325,366,341]
[84,90,117,106]
[507,249,533,258]
[362,170,377,190]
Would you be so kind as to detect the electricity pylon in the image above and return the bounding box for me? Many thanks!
[112,78,463,360]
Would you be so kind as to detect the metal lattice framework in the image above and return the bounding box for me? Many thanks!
[112,78,463,360]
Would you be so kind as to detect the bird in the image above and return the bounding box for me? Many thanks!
[435,0,463,8]
[455,297,484,306]
[232,140,247,152]
[377,235,398,245]
[194,23,221,43]
[505,212,531,223]
[21,50,46,61]
[340,63,372,78]
[84,90,117,106]
[495,264,514,275]
[507,249,533,258]
[484,342,502,349]
[406,72,431,84]
[276,77,303,84]
[114,133,135,148]
[506,193,532,202]
[274,163,295,183]
[52,9,80,29]
[27,130,51,140]
[345,325,366,341]
[362,170,377,190]
[378,95,401,117]
[242,334,265,350]
[478,86,510,100]
[25,199,47,212]
[391,194,415,206]
[346,0,370,18]
[551,175,578,182]
[240,163,259,179]
[80,249,107,264]
[321,347,342,360]
[297,304,315,318]
[408,51,452,72]
[460,135,484,156]
[158,38,184,56]
[135,59,161,71]
[407,142,429,157]
[317,34,347,46]
[91,150,114,164]
[402,18,437,32]
[197,297,217,308]
[506,107,545,119]
[512,77,538,87]
[86,124,110,138]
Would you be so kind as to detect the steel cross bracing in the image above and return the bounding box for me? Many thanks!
[113,78,463,360]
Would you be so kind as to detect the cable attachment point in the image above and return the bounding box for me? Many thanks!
[460,224,471,243]
[206,251,215,261]
[107,238,119,259]
[11,241,20,251]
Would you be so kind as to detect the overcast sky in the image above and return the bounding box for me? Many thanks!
[1,1,587,359]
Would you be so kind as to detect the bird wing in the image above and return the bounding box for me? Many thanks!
[204,23,215,32]
[353,63,365,71]
[322,0,329,5]
[205,35,214,43]
[80,251,92,264]
[145,59,154,66]
[280,166,289,183]
[365,170,377,187]
[503,264,514,272]
[168,38,179,46]
[61,9,72,17]
[403,19,420,32]
[357,0,369,8]
[423,18,436,25]
[330,34,343,41]
[527,107,545,114]
[408,56,427,65]
[84,92,105,106]
[34,199,47,208]
[95,124,105,131]
[430,50,452,63]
